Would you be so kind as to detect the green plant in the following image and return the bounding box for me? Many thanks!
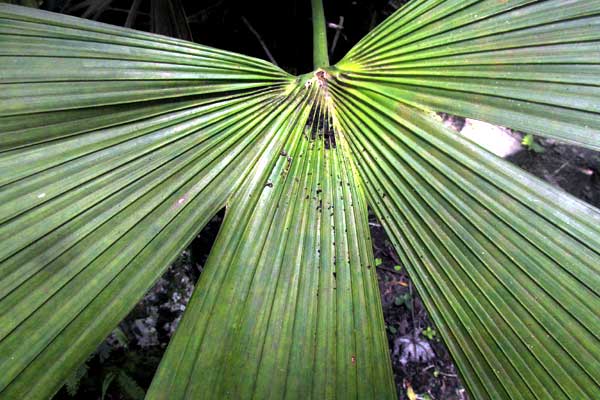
[521,133,545,153]
[422,326,436,341]
[61,326,151,399]
[394,292,413,310]
[0,1,599,399]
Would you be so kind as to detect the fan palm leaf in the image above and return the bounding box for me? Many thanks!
[0,1,599,399]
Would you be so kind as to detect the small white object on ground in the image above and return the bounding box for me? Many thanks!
[393,333,436,366]
[459,119,523,158]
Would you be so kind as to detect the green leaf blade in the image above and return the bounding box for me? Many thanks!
[337,0,600,150]
[146,85,395,399]
[330,80,600,399]
[0,5,299,398]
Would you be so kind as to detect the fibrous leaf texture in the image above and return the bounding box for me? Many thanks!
[0,1,599,399]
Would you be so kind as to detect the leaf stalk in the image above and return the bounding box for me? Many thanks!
[311,0,329,69]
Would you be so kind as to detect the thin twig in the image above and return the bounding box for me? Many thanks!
[386,243,402,266]
[409,280,418,341]
[551,161,569,176]
[60,0,73,13]
[368,8,378,31]
[187,0,225,23]
[329,16,344,56]
[108,7,149,17]
[422,364,435,372]
[125,0,143,27]
[437,372,458,378]
[241,16,278,66]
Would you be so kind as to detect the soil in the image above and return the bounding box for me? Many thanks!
[439,114,600,209]
[370,217,467,400]
[506,140,600,209]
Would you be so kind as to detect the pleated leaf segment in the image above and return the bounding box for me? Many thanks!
[1,1,599,399]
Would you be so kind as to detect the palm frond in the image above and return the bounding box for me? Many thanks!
[1,1,600,399]
[0,4,299,397]
[337,0,600,149]
[328,77,600,399]
[147,81,395,398]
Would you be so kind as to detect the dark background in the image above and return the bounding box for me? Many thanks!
[43,0,406,74]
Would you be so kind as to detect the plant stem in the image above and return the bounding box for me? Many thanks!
[311,0,329,69]
[241,16,278,66]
